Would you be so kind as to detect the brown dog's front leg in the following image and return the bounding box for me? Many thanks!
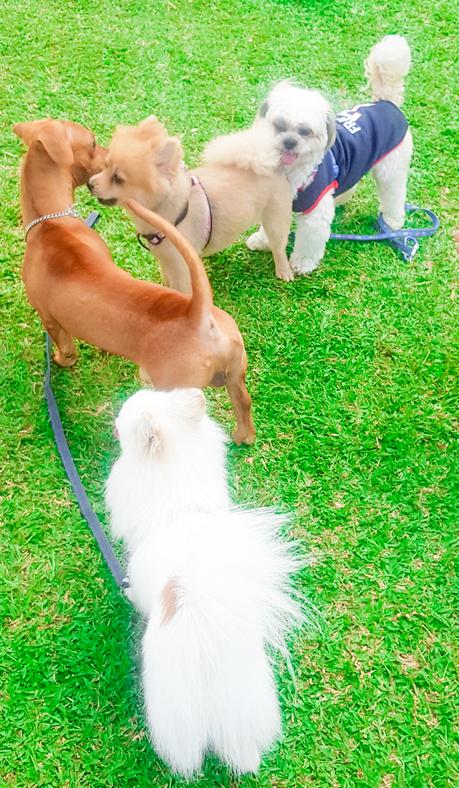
[226,366,256,445]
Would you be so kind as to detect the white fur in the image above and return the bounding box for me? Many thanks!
[203,124,281,177]
[105,388,305,778]
[365,34,412,106]
[247,35,413,274]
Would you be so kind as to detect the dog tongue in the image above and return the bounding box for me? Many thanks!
[281,152,297,166]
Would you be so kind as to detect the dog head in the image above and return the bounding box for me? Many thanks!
[257,81,336,171]
[13,119,107,186]
[115,388,210,460]
[88,116,182,209]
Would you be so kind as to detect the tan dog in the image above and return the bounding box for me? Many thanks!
[88,116,293,293]
[14,119,255,444]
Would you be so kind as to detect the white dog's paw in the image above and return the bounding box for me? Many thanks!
[290,254,321,275]
[382,214,405,231]
[246,231,271,251]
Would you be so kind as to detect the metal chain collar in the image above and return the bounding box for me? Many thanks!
[25,205,79,239]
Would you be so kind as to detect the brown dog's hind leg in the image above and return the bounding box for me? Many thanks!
[226,358,256,445]
[43,318,78,367]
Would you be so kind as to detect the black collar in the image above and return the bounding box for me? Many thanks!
[136,172,213,252]
[137,199,190,250]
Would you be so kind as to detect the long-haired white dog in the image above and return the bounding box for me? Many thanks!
[105,388,305,778]
[247,35,413,274]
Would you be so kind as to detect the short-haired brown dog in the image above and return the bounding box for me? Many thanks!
[14,119,255,444]
[88,116,294,293]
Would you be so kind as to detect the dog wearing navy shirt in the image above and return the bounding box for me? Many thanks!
[247,35,413,275]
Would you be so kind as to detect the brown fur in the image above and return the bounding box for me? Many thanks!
[14,119,255,445]
[88,116,293,293]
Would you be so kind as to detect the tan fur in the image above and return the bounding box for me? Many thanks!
[88,117,293,293]
[14,119,255,445]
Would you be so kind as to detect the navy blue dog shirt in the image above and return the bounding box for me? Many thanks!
[292,100,409,214]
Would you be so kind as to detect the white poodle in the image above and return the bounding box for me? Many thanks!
[105,388,305,778]
[247,35,413,274]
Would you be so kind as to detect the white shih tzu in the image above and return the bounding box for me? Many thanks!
[247,35,413,274]
[105,388,305,778]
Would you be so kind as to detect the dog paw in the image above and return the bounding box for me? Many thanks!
[290,255,321,275]
[382,214,405,231]
[246,231,271,251]
[232,425,256,446]
[53,350,77,367]
[276,265,295,282]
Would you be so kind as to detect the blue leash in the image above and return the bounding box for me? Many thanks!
[329,203,439,261]
[44,210,129,592]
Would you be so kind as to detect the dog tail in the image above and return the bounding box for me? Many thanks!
[365,35,411,106]
[203,125,280,176]
[141,509,306,778]
[123,198,213,324]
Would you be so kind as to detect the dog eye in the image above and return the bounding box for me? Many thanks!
[91,139,96,149]
[298,126,313,137]
[273,120,287,134]
[112,172,124,185]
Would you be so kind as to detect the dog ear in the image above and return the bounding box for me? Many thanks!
[138,115,160,135]
[325,111,336,151]
[171,389,206,423]
[258,101,269,118]
[139,114,158,126]
[36,121,74,166]
[15,120,74,165]
[138,115,167,141]
[140,413,161,455]
[13,120,47,146]
[156,137,183,176]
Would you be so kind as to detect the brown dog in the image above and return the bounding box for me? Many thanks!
[14,119,255,444]
[88,116,294,293]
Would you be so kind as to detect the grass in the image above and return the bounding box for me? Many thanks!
[1,0,458,785]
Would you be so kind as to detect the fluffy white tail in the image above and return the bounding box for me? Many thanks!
[203,124,280,176]
[141,509,305,777]
[365,35,411,106]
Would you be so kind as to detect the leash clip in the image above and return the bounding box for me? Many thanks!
[392,234,419,262]
[377,213,421,262]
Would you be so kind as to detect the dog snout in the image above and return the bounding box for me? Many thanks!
[283,136,298,150]
[87,175,118,205]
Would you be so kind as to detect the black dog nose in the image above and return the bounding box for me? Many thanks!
[283,137,297,150]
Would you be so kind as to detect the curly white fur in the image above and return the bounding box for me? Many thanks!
[105,388,306,778]
[247,35,413,274]
[365,34,412,106]
[203,123,281,176]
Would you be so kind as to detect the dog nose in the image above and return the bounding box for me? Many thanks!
[283,137,297,150]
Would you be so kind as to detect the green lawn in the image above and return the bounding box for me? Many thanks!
[1,1,458,785]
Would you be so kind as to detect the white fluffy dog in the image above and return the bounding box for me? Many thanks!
[247,35,413,274]
[105,388,305,778]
